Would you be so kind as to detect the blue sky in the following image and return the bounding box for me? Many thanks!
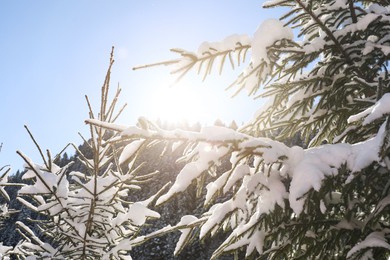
[0,1,283,171]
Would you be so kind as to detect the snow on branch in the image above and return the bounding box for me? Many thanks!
[133,19,295,96]
[134,34,251,82]
[87,116,387,216]
[348,93,390,125]
[347,231,390,259]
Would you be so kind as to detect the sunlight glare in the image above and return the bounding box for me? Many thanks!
[149,81,209,124]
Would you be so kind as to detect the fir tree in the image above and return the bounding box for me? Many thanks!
[9,49,164,259]
[228,120,238,131]
[90,1,390,259]
[213,119,226,127]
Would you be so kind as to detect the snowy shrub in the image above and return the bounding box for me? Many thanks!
[12,50,163,259]
[88,1,390,259]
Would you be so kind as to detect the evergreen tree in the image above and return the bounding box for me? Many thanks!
[228,120,238,131]
[213,119,226,127]
[9,49,163,259]
[90,1,390,259]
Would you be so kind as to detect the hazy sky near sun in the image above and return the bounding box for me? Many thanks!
[0,1,283,170]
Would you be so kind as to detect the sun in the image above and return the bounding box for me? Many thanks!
[148,81,209,124]
[142,74,257,125]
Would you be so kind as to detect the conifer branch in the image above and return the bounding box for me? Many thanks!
[23,125,49,170]
[294,0,352,64]
[133,59,181,70]
[133,44,251,82]
[348,0,358,23]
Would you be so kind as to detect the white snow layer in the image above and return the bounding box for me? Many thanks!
[88,108,389,223]
[174,215,198,255]
[118,140,144,165]
[156,143,229,205]
[99,117,388,218]
[348,93,390,125]
[0,242,12,258]
[127,202,160,226]
[347,231,390,258]
[334,13,379,38]
[197,34,251,57]
[289,122,385,214]
[251,19,293,64]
